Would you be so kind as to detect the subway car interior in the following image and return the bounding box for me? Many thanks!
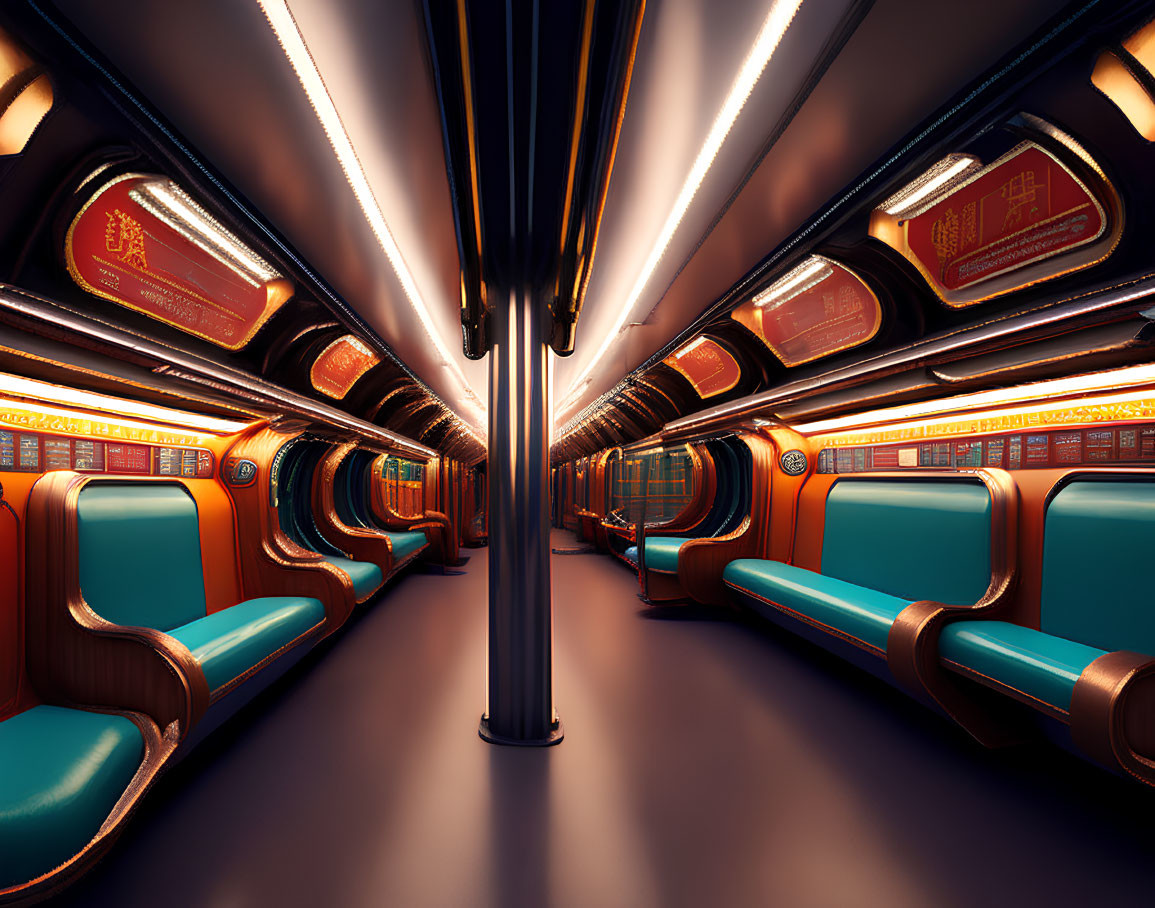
[3,0,1155,904]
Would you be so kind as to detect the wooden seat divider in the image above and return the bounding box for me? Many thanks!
[223,426,358,627]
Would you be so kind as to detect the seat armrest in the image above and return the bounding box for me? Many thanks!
[223,429,358,632]
[313,443,394,577]
[884,469,1021,747]
[1070,651,1155,786]
[677,516,755,607]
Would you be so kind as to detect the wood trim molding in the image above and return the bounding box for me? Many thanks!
[677,432,775,606]
[222,427,356,631]
[883,468,1025,747]
[368,454,456,564]
[312,443,392,601]
[24,471,208,734]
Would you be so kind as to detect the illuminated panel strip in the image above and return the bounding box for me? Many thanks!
[0,397,225,447]
[794,364,1155,439]
[256,1,485,430]
[560,0,805,412]
[806,387,1155,449]
[0,372,252,434]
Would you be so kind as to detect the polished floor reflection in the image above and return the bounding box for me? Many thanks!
[54,531,1155,907]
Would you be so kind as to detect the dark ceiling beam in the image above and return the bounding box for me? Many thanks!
[424,0,645,359]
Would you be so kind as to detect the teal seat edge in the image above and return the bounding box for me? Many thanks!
[0,705,143,889]
[168,597,325,693]
[939,620,1107,713]
[323,555,385,600]
[724,559,908,653]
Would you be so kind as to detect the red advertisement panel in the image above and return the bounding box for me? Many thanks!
[732,261,880,366]
[905,144,1105,294]
[65,174,292,349]
[310,335,381,400]
[663,339,741,399]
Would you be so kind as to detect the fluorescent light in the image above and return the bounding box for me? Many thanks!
[0,371,253,435]
[257,0,485,433]
[794,363,1155,436]
[1091,52,1155,142]
[561,0,804,404]
[674,336,709,357]
[753,256,832,309]
[130,178,281,286]
[879,154,981,218]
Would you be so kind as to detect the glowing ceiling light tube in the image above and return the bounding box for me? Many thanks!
[131,179,281,285]
[0,371,252,434]
[674,336,709,357]
[879,154,980,217]
[793,363,1155,436]
[752,256,832,309]
[561,0,804,406]
[257,1,485,433]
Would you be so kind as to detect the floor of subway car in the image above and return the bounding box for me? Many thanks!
[52,531,1155,908]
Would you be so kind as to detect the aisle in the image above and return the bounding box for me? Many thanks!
[56,531,1155,907]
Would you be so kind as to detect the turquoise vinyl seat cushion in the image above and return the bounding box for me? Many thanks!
[167,597,325,693]
[1040,481,1155,656]
[935,481,1155,714]
[939,620,1106,712]
[0,706,143,889]
[622,536,690,573]
[724,559,908,652]
[323,555,383,600]
[78,482,326,694]
[821,480,992,606]
[78,484,207,631]
[386,531,428,562]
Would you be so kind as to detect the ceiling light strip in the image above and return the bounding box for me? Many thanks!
[561,0,804,405]
[257,0,485,430]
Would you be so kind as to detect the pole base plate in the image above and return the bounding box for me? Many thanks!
[478,714,564,747]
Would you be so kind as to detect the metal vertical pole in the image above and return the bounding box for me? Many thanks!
[480,287,562,746]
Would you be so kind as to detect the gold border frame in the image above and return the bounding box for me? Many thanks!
[871,137,1122,308]
[730,258,883,367]
[662,339,742,399]
[63,173,293,351]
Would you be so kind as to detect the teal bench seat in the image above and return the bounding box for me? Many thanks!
[385,531,428,563]
[323,555,384,601]
[939,620,1106,714]
[168,597,326,694]
[0,706,143,889]
[725,479,996,662]
[724,560,909,653]
[78,482,326,700]
[937,480,1155,721]
[623,536,690,573]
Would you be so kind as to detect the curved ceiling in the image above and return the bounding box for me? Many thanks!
[52,0,1074,438]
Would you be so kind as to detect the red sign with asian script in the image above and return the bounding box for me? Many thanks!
[663,339,741,399]
[731,261,880,367]
[905,144,1105,293]
[65,174,292,350]
[310,335,381,399]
